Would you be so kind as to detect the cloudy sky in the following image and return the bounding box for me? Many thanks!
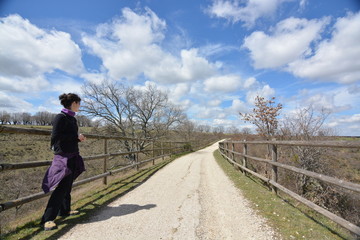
[0,0,359,135]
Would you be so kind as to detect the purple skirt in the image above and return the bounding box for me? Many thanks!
[42,153,85,193]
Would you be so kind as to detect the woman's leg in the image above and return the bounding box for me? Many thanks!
[59,156,76,216]
[58,179,73,216]
[41,172,74,224]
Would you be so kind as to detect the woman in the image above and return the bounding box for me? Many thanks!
[41,93,86,231]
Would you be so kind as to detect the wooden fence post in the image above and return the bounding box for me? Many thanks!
[136,139,139,171]
[169,142,172,158]
[271,139,278,194]
[243,140,247,175]
[152,140,155,165]
[103,139,108,185]
[232,142,237,169]
[161,142,164,160]
[226,142,229,160]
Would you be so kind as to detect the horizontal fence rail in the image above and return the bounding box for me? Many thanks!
[224,149,360,193]
[0,125,149,141]
[219,140,360,236]
[229,139,360,148]
[0,149,174,171]
[0,157,167,212]
[0,126,203,213]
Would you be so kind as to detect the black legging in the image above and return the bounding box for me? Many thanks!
[41,157,75,223]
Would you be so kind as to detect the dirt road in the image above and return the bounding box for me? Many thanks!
[60,142,277,240]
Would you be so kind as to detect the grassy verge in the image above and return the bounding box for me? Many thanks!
[2,153,188,240]
[213,150,357,240]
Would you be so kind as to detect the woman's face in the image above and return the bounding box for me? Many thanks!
[70,101,81,112]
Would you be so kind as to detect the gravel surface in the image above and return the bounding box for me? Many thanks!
[60,142,278,240]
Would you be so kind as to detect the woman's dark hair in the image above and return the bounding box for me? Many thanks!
[59,93,81,108]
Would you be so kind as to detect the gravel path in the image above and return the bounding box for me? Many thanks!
[60,142,277,240]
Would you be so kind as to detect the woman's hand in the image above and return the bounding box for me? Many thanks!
[78,134,86,142]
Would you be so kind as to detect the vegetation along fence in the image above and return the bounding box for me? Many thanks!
[0,125,201,214]
[219,139,360,236]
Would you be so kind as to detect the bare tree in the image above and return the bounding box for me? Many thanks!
[281,106,333,201]
[22,112,32,125]
[176,119,196,141]
[0,111,11,124]
[34,111,54,125]
[130,85,185,139]
[81,81,185,161]
[213,126,224,134]
[10,113,23,125]
[240,96,282,140]
[281,106,331,141]
[226,125,240,134]
[197,124,211,133]
[77,114,92,127]
[241,127,252,135]
[82,81,128,133]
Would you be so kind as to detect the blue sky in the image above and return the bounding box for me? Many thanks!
[0,0,360,135]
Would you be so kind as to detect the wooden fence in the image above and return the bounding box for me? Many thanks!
[219,139,360,236]
[0,125,202,213]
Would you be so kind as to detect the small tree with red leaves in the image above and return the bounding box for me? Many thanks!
[240,96,282,140]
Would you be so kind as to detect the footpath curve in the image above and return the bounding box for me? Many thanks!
[60,142,277,240]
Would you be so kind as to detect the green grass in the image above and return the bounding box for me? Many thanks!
[1,153,189,240]
[213,150,357,240]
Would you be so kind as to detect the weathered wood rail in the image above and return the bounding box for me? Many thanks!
[0,125,205,213]
[219,140,360,236]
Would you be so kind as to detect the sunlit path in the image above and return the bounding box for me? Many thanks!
[59,142,276,240]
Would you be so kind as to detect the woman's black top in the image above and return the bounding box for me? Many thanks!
[50,112,79,154]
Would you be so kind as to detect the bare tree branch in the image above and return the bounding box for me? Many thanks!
[81,81,185,162]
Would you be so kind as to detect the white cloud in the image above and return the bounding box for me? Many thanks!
[112,7,166,48]
[146,48,216,83]
[230,99,248,113]
[242,12,360,84]
[81,72,107,84]
[213,118,234,126]
[336,114,360,124]
[297,85,358,113]
[0,92,33,112]
[299,0,308,10]
[327,114,360,136]
[171,83,191,101]
[204,74,242,92]
[347,84,360,94]
[0,14,84,78]
[199,43,238,57]
[0,75,49,93]
[208,99,222,107]
[246,84,276,103]
[243,17,329,69]
[83,35,163,80]
[206,0,290,27]
[288,12,360,83]
[82,7,165,80]
[0,14,84,95]
[83,8,216,83]
[308,94,334,109]
[244,77,256,89]
[51,78,83,95]
[190,105,220,119]
[280,85,360,136]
